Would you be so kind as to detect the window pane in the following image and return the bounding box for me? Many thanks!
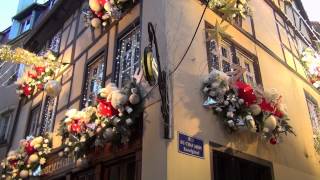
[27,105,42,136]
[39,96,56,135]
[83,55,105,107]
[114,26,141,87]
[0,111,11,143]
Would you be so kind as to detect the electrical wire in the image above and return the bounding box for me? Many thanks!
[170,0,209,75]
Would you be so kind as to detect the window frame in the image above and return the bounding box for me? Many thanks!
[81,49,107,108]
[38,96,58,136]
[205,22,262,86]
[26,104,42,137]
[112,21,141,87]
[0,110,13,144]
[304,91,320,132]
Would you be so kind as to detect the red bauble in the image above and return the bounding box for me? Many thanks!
[37,84,44,90]
[71,120,82,133]
[28,72,38,79]
[35,66,45,75]
[23,84,32,96]
[98,0,107,5]
[97,99,119,117]
[235,81,257,106]
[25,142,36,155]
[269,137,277,145]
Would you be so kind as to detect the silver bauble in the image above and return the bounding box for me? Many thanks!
[44,80,61,97]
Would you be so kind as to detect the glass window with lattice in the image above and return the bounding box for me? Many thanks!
[206,39,256,86]
[114,26,141,87]
[83,55,105,107]
[306,95,320,133]
[0,110,12,144]
[39,96,57,136]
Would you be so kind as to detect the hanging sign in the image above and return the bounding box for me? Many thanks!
[178,132,204,159]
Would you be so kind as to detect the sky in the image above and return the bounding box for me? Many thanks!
[0,0,319,32]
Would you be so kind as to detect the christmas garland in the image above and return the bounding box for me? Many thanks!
[0,135,52,179]
[202,70,295,144]
[202,0,252,20]
[15,66,55,98]
[83,0,134,29]
[0,46,60,68]
[58,81,143,159]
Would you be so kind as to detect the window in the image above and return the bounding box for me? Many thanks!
[305,94,320,133]
[103,157,137,180]
[205,32,258,86]
[114,26,141,87]
[20,19,31,33]
[39,96,57,135]
[237,51,256,86]
[82,54,106,107]
[212,150,273,180]
[26,104,42,136]
[72,169,95,180]
[0,111,12,144]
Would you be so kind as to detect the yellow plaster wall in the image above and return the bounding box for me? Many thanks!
[163,0,320,179]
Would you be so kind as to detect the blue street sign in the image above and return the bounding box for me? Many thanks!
[178,132,204,158]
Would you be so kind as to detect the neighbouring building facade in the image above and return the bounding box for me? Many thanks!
[1,0,320,180]
[0,0,54,162]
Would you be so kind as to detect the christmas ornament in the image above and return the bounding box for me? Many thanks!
[28,154,39,163]
[25,142,36,155]
[89,0,102,12]
[249,104,261,116]
[91,18,102,28]
[203,97,218,108]
[263,115,277,133]
[44,80,61,97]
[97,99,119,117]
[19,170,29,178]
[269,137,278,145]
[129,88,140,105]
[71,121,82,134]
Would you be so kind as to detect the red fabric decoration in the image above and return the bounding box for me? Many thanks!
[235,81,257,106]
[25,142,36,155]
[35,66,45,75]
[259,98,283,118]
[269,137,277,145]
[97,98,119,117]
[95,11,104,18]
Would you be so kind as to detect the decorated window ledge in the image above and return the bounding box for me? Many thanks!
[82,0,136,29]
[0,135,52,179]
[58,80,143,160]
[200,0,252,21]
[15,66,56,98]
[300,48,320,90]
[202,66,295,145]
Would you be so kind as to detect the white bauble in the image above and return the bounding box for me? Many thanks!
[104,2,112,12]
[263,115,277,132]
[44,80,61,97]
[89,0,102,12]
[249,104,261,116]
[91,18,102,28]
[19,170,29,178]
[28,154,39,163]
